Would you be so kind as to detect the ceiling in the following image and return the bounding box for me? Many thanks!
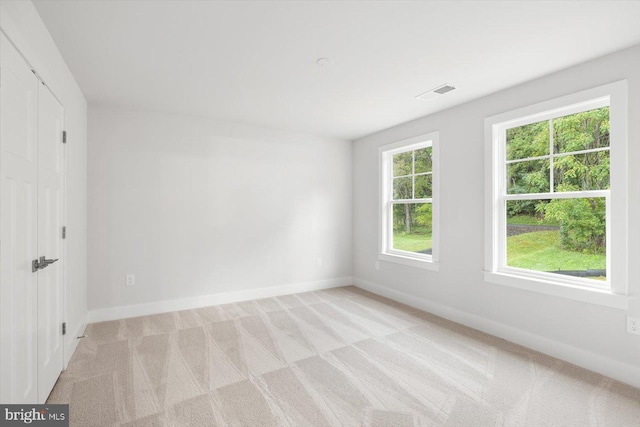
[33,1,640,140]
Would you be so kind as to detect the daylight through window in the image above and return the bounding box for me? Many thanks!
[505,106,610,283]
[380,133,439,270]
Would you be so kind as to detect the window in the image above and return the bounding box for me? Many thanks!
[379,132,439,270]
[485,81,628,308]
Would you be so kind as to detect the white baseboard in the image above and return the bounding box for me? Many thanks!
[64,313,87,368]
[353,277,640,389]
[88,277,353,323]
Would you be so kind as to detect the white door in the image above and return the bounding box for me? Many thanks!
[0,32,40,404]
[1,32,65,404]
[36,83,65,403]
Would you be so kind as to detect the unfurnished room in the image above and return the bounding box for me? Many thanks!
[1,1,639,426]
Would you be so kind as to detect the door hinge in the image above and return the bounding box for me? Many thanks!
[62,130,67,143]
[62,322,67,336]
[62,226,67,239]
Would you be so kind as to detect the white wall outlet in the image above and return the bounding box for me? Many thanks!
[126,274,135,286]
[316,258,322,268]
[627,316,640,335]
[375,261,380,270]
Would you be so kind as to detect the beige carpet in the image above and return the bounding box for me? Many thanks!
[48,286,640,426]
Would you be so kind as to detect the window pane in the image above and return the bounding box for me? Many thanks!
[414,147,432,173]
[415,174,432,198]
[393,151,412,177]
[553,107,609,153]
[506,120,549,161]
[392,203,432,254]
[506,198,606,281]
[393,176,412,200]
[553,151,610,192]
[507,159,550,194]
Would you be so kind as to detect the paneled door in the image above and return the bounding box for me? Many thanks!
[36,83,65,403]
[0,32,65,404]
[0,32,40,404]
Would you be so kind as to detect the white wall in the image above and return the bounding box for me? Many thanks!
[0,1,88,365]
[353,46,640,386]
[88,106,352,315]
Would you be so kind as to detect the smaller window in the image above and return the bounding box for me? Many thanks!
[379,132,439,270]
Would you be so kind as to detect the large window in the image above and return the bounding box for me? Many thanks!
[485,82,628,308]
[379,132,439,270]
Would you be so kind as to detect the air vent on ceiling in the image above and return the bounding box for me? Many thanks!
[416,84,456,101]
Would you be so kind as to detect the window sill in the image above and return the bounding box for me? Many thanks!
[483,271,628,310]
[379,253,440,271]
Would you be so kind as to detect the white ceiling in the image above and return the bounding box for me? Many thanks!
[33,1,640,140]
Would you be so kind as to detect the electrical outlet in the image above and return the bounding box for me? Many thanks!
[316,258,322,268]
[126,274,135,286]
[627,316,640,335]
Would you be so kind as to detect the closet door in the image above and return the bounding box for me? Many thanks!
[36,84,65,403]
[0,32,40,404]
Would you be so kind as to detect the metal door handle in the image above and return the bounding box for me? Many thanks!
[39,256,58,267]
[32,256,59,272]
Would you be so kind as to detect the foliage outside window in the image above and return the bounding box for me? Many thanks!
[481,77,636,298]
[380,133,438,270]
[505,106,610,284]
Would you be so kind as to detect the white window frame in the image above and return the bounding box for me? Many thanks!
[484,81,628,309]
[379,132,439,271]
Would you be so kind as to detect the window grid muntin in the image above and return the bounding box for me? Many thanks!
[391,147,433,202]
[505,111,610,195]
[505,146,610,165]
[549,119,554,194]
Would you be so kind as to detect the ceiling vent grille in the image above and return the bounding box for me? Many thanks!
[416,84,456,101]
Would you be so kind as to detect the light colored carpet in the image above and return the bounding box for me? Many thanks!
[47,286,640,426]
